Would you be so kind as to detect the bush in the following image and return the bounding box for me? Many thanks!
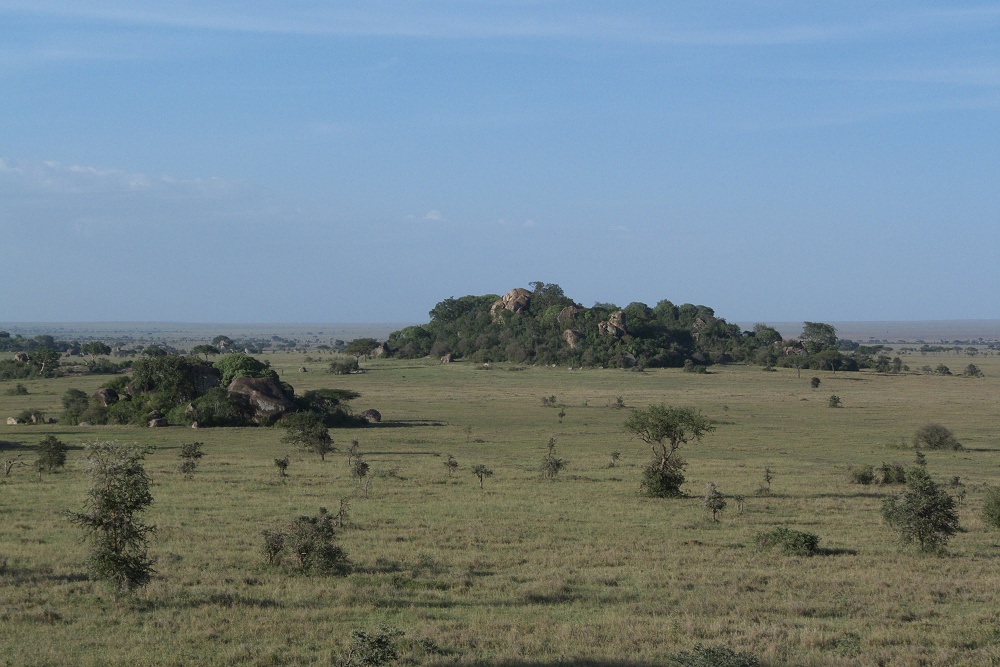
[61,388,91,425]
[178,442,204,477]
[828,395,842,408]
[263,508,350,575]
[16,408,46,424]
[329,357,360,375]
[982,487,1000,530]
[755,527,820,556]
[667,643,760,667]
[5,383,28,396]
[879,462,907,485]
[66,443,155,593]
[339,626,405,667]
[847,465,875,485]
[914,423,962,450]
[881,465,960,553]
[640,457,686,498]
[35,435,68,473]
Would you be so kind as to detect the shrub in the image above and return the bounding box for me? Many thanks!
[66,443,155,593]
[703,482,726,522]
[755,527,820,556]
[329,357,360,375]
[667,643,760,667]
[847,465,875,485]
[443,454,458,477]
[881,465,960,553]
[914,423,962,450]
[640,457,686,498]
[541,438,566,480]
[275,455,289,477]
[178,442,204,477]
[339,626,404,667]
[472,464,493,489]
[828,395,842,408]
[934,364,952,376]
[282,412,335,460]
[35,435,68,473]
[5,383,28,396]
[810,376,820,389]
[879,462,907,485]
[982,487,1000,530]
[963,363,984,378]
[263,508,349,575]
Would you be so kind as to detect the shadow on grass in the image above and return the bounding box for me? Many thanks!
[817,547,860,556]
[804,492,884,499]
[488,662,668,667]
[1,566,89,585]
[370,420,446,429]
[131,591,283,612]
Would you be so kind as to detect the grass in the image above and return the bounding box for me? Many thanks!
[2,351,1000,665]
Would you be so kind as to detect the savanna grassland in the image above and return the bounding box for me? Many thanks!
[2,350,999,666]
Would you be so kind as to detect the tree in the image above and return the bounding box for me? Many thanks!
[282,412,335,460]
[191,344,220,361]
[213,353,277,386]
[703,482,726,522]
[275,455,290,477]
[61,388,91,425]
[963,363,984,378]
[881,465,960,553]
[81,341,112,361]
[914,423,962,450]
[36,435,68,473]
[983,487,1000,530]
[810,377,820,389]
[472,464,493,489]
[541,437,566,480]
[351,458,371,495]
[828,395,842,408]
[32,346,61,375]
[344,338,379,359]
[66,443,156,593]
[799,322,838,354]
[624,405,714,497]
[179,442,204,477]
[444,454,459,477]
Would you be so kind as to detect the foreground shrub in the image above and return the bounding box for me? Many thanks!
[881,466,959,553]
[641,457,686,498]
[667,643,760,667]
[338,626,404,667]
[66,443,155,593]
[35,435,68,473]
[263,508,349,575]
[914,423,962,450]
[755,527,820,556]
[847,465,875,485]
[982,487,1000,530]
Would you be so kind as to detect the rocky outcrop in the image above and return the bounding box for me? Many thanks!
[93,387,119,407]
[562,329,581,350]
[227,376,296,423]
[6,417,21,425]
[490,288,532,322]
[598,310,627,338]
[557,306,581,324]
[361,409,382,424]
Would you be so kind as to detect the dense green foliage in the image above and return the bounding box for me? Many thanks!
[66,443,156,593]
[881,466,961,553]
[385,283,851,369]
[913,423,962,450]
[983,487,1000,530]
[625,405,715,497]
[213,353,278,386]
[755,527,821,556]
[35,435,68,473]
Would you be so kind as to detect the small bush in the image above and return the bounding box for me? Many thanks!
[35,435,68,473]
[879,462,907,485]
[828,395,842,408]
[339,626,404,667]
[640,457,686,498]
[914,423,962,450]
[881,466,960,553]
[5,383,28,396]
[264,508,350,575]
[667,643,760,667]
[16,408,46,424]
[178,442,204,477]
[982,487,1000,530]
[755,527,820,556]
[963,363,984,378]
[847,465,875,485]
[329,358,360,375]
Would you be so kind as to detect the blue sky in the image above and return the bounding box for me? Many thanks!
[1,2,998,324]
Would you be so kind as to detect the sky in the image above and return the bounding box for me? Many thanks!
[1,2,998,325]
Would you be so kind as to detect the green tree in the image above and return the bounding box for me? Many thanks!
[66,443,155,593]
[36,435,68,473]
[178,442,204,477]
[799,322,838,354]
[213,352,277,387]
[881,465,960,553]
[472,464,493,489]
[624,405,714,497]
[983,487,1000,530]
[191,344,220,361]
[32,346,61,375]
[61,388,91,425]
[914,423,961,450]
[703,482,726,522]
[81,341,112,361]
[444,454,458,477]
[282,412,335,460]
[345,338,379,359]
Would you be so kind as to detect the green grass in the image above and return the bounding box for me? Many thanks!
[2,351,1000,665]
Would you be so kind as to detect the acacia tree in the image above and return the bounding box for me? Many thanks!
[881,465,960,553]
[282,412,335,461]
[624,405,714,497]
[66,443,155,593]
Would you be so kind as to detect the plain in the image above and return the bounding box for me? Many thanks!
[1,350,999,666]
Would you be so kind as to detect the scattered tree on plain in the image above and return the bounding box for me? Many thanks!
[282,412,335,460]
[472,464,493,489]
[35,435,68,473]
[914,423,962,451]
[624,405,714,497]
[179,442,204,477]
[66,443,156,593]
[881,465,960,554]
